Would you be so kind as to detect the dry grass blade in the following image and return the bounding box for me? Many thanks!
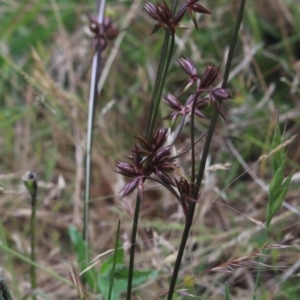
[79,249,114,275]
[211,243,292,274]
[66,264,87,300]
[258,134,297,162]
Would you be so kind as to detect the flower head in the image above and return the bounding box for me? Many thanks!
[177,57,199,94]
[163,93,207,123]
[198,64,219,89]
[145,1,187,34]
[208,88,233,120]
[116,128,176,203]
[175,178,198,215]
[178,0,211,30]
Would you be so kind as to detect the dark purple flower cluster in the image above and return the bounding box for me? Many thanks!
[87,14,118,50]
[116,127,199,215]
[164,58,233,121]
[144,0,211,34]
[175,177,200,215]
[116,128,174,204]
[116,1,233,216]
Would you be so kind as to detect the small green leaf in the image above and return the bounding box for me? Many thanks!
[266,124,294,228]
[225,282,231,300]
[271,173,293,216]
[271,125,282,172]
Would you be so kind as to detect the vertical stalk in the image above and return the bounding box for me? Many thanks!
[127,1,179,298]
[146,31,171,137]
[190,93,199,193]
[167,0,247,298]
[252,230,268,300]
[126,195,141,300]
[22,172,38,300]
[146,0,179,137]
[83,0,107,245]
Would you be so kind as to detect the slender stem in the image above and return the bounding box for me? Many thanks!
[221,0,246,89]
[171,130,208,160]
[252,230,268,300]
[190,93,199,193]
[126,194,141,300]
[167,112,218,300]
[127,2,179,298]
[83,0,106,245]
[30,192,37,299]
[146,0,179,138]
[146,31,171,137]
[148,33,175,138]
[127,30,171,297]
[22,172,38,299]
[167,0,247,298]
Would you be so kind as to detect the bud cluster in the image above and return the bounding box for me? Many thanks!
[87,13,118,50]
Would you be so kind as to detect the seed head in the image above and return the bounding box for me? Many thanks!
[199,64,219,89]
[145,1,187,34]
[179,0,211,30]
[87,13,118,50]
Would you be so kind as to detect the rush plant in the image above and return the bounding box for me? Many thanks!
[115,0,247,299]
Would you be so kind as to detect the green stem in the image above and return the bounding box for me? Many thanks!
[126,195,141,300]
[30,192,37,299]
[22,172,38,299]
[167,0,247,298]
[190,93,199,193]
[127,30,171,298]
[127,6,178,300]
[146,0,178,138]
[167,111,218,300]
[146,31,171,138]
[127,2,179,298]
[148,33,175,138]
[126,32,175,300]
[252,230,268,300]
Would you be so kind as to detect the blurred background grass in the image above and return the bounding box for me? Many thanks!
[0,0,300,299]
